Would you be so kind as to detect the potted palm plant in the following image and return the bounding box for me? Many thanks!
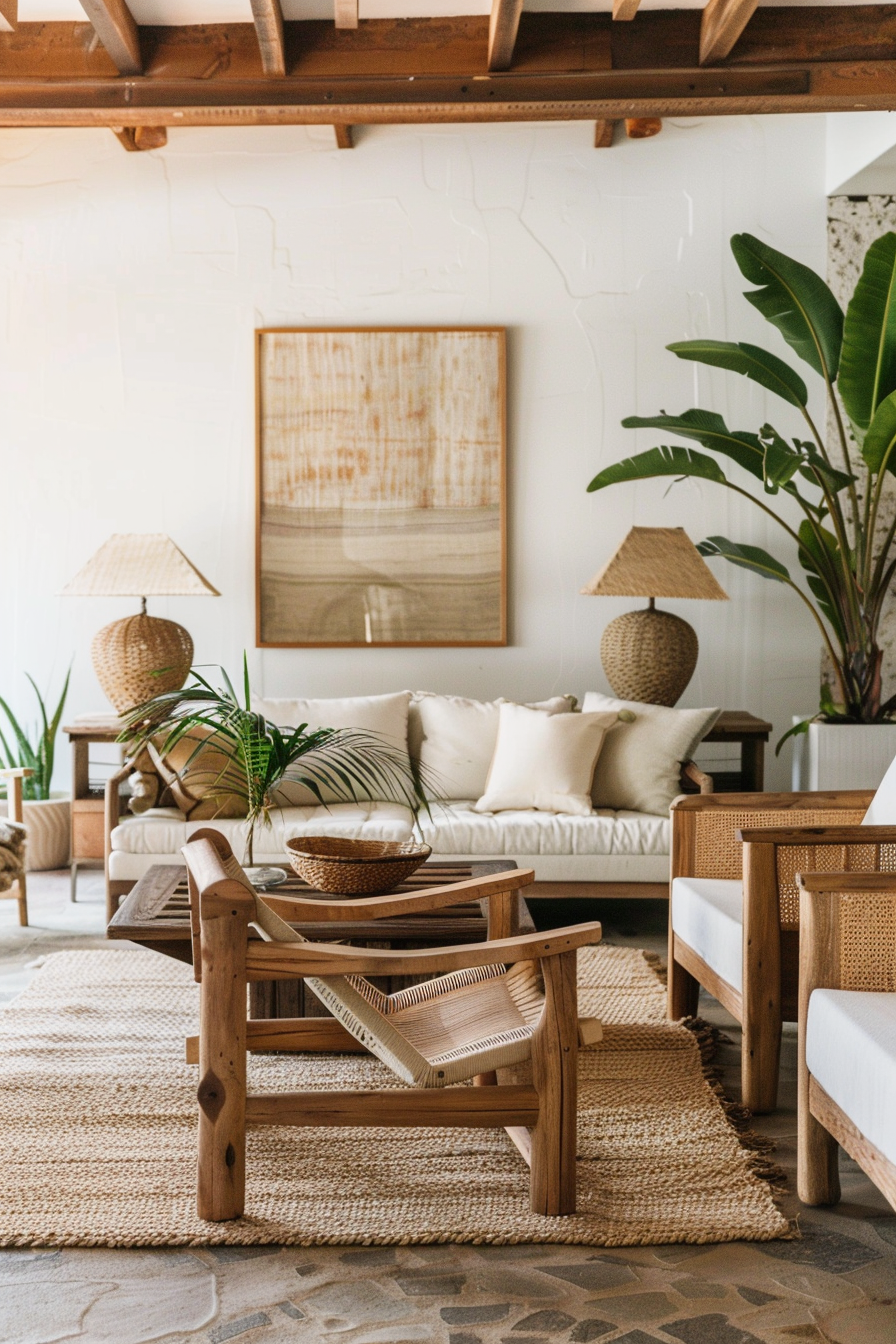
[0,669,72,870]
[122,658,429,874]
[587,230,896,787]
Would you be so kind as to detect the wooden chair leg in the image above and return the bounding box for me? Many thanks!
[197,902,249,1221]
[798,1098,841,1206]
[742,1009,781,1114]
[16,874,27,927]
[667,951,699,1019]
[530,950,578,1216]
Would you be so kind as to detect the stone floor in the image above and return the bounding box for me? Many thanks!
[2,876,896,1344]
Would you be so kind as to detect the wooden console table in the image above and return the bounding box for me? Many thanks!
[107,859,533,1019]
[702,710,773,792]
[64,718,124,901]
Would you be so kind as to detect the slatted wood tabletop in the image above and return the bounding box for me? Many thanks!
[108,859,534,1018]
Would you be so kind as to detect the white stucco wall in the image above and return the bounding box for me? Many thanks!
[0,115,827,789]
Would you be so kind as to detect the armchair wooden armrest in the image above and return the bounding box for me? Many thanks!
[739,824,896,844]
[1,767,34,826]
[243,921,603,980]
[673,788,875,813]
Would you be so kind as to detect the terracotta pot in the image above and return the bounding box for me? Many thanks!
[0,796,71,871]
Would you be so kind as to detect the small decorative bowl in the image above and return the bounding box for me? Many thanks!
[285,836,432,896]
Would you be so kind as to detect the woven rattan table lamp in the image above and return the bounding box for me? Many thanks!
[581,527,727,706]
[63,534,220,713]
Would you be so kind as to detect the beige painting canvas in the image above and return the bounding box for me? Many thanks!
[256,327,506,647]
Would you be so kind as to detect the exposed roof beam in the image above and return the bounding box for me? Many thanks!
[335,0,358,30]
[612,0,641,21]
[334,123,354,148]
[113,125,167,151]
[488,0,523,72]
[78,0,141,75]
[0,1,15,35]
[700,0,760,65]
[250,0,286,78]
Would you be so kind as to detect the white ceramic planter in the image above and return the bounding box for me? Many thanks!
[0,796,71,871]
[802,722,896,792]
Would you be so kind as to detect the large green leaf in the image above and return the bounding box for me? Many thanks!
[731,233,844,380]
[620,410,787,488]
[839,232,896,431]
[861,387,896,478]
[667,340,808,408]
[796,519,844,642]
[696,536,791,582]
[587,444,727,493]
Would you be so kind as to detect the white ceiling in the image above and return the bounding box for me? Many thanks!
[15,0,890,22]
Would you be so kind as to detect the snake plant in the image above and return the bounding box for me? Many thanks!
[0,668,71,801]
[588,230,896,736]
[122,656,428,865]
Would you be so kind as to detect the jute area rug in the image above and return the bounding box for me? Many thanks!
[0,946,791,1248]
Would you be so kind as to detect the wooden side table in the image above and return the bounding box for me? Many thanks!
[702,710,773,792]
[63,719,124,901]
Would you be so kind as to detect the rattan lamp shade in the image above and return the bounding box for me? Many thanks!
[581,527,727,707]
[63,535,220,714]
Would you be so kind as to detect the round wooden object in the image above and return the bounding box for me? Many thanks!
[600,607,698,707]
[286,836,432,896]
[91,614,193,713]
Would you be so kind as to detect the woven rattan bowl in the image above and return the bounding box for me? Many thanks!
[285,836,432,896]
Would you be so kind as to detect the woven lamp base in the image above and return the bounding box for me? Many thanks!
[600,606,698,707]
[91,614,193,713]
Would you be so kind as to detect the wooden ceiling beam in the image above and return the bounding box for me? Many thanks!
[488,0,523,71]
[700,0,760,65]
[0,0,15,35]
[78,0,141,75]
[250,0,286,77]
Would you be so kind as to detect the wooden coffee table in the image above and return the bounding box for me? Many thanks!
[107,859,533,1019]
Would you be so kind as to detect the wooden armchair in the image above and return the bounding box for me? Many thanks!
[183,829,603,1223]
[0,767,33,925]
[798,871,896,1211]
[668,784,896,1113]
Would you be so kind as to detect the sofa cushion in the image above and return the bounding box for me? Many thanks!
[111,801,416,857]
[420,801,668,858]
[807,988,896,1167]
[583,693,721,815]
[671,876,743,993]
[475,705,618,817]
[408,692,574,800]
[251,692,412,805]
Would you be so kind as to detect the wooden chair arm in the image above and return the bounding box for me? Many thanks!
[261,868,535,924]
[798,871,896,894]
[1,768,33,825]
[680,760,713,794]
[0,768,35,779]
[738,824,896,845]
[672,788,875,813]
[798,874,896,997]
[245,921,602,980]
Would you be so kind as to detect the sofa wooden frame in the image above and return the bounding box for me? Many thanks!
[667,787,896,1113]
[183,828,602,1221]
[797,871,896,1211]
[0,767,32,926]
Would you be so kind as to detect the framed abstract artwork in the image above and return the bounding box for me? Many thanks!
[255,326,507,648]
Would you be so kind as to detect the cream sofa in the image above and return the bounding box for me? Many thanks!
[105,690,717,912]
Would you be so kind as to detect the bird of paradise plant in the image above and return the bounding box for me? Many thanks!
[121,656,429,866]
[588,230,896,739]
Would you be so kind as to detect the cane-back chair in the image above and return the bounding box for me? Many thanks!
[669,757,896,1113]
[183,829,603,1223]
[0,768,32,926]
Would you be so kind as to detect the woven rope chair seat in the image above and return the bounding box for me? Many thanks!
[216,850,547,1089]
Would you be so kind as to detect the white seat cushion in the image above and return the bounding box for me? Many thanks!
[420,801,669,858]
[671,876,744,993]
[807,989,896,1167]
[111,801,415,856]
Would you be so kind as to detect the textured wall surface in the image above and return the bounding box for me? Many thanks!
[0,117,826,789]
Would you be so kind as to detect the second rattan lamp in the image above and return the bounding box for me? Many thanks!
[63,534,220,713]
[582,527,727,706]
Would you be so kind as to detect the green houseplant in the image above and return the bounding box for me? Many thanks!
[588,230,896,739]
[0,669,71,801]
[122,658,429,867]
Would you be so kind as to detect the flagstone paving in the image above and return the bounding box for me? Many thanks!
[2,873,895,1344]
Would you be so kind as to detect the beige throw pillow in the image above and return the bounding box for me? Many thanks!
[474,704,618,817]
[408,692,575,800]
[583,692,721,816]
[251,692,411,805]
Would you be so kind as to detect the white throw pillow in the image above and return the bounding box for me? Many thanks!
[408,692,574,800]
[252,692,411,805]
[474,703,618,817]
[583,692,721,816]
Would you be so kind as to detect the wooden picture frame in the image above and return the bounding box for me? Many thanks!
[255,326,507,648]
